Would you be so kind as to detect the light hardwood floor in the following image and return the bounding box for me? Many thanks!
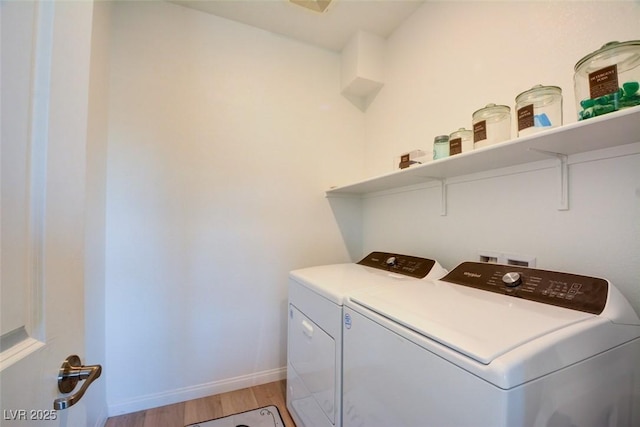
[105,380,296,427]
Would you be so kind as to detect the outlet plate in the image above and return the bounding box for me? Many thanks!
[478,250,501,264]
[478,250,536,268]
[504,253,537,268]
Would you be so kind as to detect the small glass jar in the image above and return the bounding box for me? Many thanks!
[515,85,562,137]
[574,40,640,120]
[448,128,473,155]
[472,104,511,148]
[433,135,450,160]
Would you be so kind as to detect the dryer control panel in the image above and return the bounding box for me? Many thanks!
[442,262,608,314]
[358,252,436,279]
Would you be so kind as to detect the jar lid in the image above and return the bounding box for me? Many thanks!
[449,127,472,138]
[434,135,449,143]
[574,40,640,74]
[472,103,510,120]
[516,84,562,105]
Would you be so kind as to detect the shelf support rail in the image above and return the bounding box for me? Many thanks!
[425,177,447,216]
[528,148,569,211]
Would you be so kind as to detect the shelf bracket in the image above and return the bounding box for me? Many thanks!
[426,177,447,216]
[528,148,569,211]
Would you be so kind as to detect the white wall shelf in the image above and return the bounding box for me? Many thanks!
[326,106,640,214]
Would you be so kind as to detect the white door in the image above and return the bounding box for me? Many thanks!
[1,1,100,425]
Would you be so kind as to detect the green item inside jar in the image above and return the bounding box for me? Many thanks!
[578,80,640,120]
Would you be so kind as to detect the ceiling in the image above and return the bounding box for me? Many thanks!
[168,0,425,52]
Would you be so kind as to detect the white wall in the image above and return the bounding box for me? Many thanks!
[360,2,640,313]
[105,1,364,414]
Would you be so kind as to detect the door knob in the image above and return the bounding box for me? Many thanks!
[53,355,102,410]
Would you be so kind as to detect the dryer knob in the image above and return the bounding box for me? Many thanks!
[386,256,397,267]
[502,272,522,287]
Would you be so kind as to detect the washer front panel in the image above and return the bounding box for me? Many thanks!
[342,305,640,427]
[342,308,509,427]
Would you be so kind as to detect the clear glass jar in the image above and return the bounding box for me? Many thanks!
[515,85,562,137]
[433,135,450,160]
[448,128,473,155]
[472,104,511,148]
[574,40,640,120]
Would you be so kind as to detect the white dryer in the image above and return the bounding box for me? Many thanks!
[343,261,640,427]
[286,252,447,427]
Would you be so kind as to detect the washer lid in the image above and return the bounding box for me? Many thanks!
[290,263,427,305]
[290,255,447,305]
[349,279,594,365]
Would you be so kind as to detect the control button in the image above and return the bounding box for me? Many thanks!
[502,272,522,287]
[385,256,397,267]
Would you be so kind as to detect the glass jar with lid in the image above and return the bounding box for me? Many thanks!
[574,40,640,120]
[432,135,450,160]
[448,128,473,155]
[515,85,562,137]
[472,103,511,148]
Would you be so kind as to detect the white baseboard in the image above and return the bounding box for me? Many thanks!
[93,407,109,427]
[107,366,287,418]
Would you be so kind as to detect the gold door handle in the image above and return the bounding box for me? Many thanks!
[53,355,102,410]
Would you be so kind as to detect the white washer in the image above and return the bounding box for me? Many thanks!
[343,261,640,427]
[286,252,447,427]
